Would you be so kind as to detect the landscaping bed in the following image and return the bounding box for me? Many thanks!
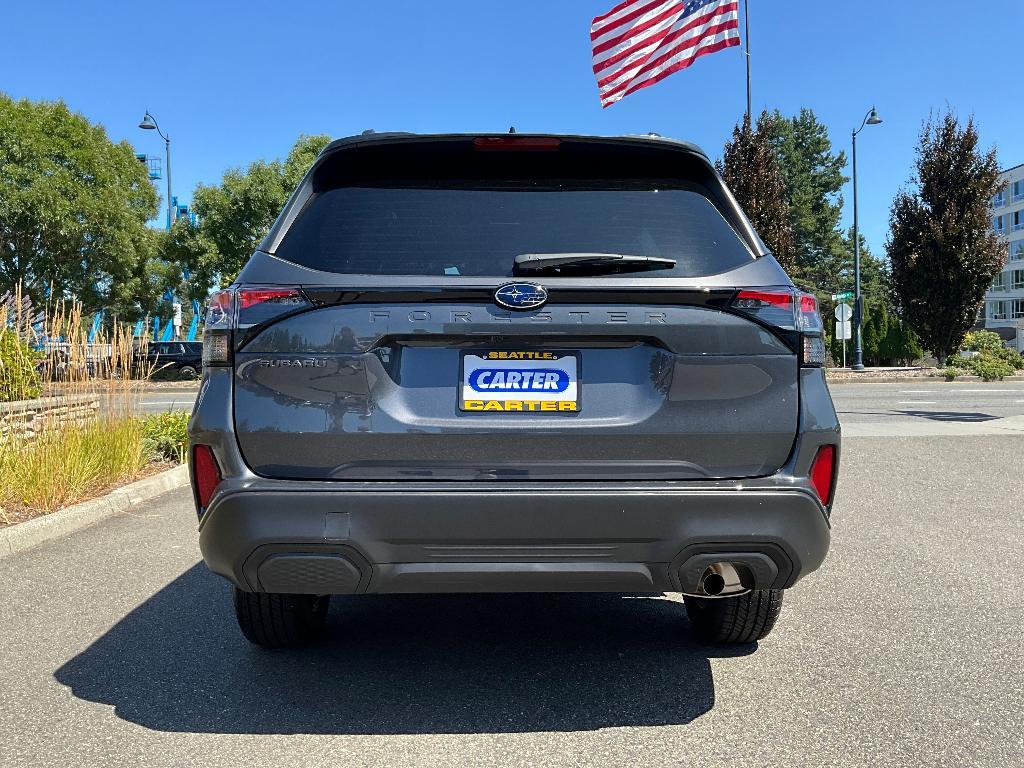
[0,409,188,528]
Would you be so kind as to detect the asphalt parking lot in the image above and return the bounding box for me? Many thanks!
[1,384,1022,767]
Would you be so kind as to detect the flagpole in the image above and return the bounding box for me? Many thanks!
[744,0,751,121]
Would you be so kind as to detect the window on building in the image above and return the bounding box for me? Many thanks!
[989,300,1008,320]
[994,215,1005,233]
[1012,240,1024,261]
[1014,180,1024,202]
[991,272,1007,291]
[1014,211,1024,231]
[1014,300,1024,319]
[1013,269,1024,290]
[993,189,1006,207]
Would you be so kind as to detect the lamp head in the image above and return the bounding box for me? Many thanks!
[138,113,157,130]
[866,107,883,126]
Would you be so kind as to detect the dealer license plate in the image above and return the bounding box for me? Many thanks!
[460,351,580,413]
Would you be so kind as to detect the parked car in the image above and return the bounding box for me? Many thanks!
[145,341,203,380]
[188,132,841,648]
[35,342,118,380]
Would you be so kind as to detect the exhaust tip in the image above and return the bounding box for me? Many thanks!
[701,570,726,596]
[689,562,749,598]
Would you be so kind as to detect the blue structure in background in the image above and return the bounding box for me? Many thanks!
[132,320,144,338]
[87,311,103,343]
[186,299,200,341]
[135,153,162,180]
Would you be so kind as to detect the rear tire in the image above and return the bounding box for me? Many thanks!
[178,365,198,380]
[684,589,783,644]
[232,588,329,648]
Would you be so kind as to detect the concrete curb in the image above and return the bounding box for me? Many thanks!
[0,464,189,560]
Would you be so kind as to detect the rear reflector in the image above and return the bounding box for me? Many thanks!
[192,444,221,510]
[809,445,836,505]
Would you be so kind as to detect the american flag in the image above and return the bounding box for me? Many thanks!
[591,0,741,108]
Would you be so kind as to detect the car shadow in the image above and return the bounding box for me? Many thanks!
[54,564,749,735]
[896,410,999,423]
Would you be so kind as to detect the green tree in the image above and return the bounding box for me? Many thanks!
[0,95,160,316]
[768,108,848,285]
[887,113,1004,364]
[716,111,796,271]
[167,134,332,292]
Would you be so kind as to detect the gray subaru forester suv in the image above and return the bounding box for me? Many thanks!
[188,132,840,648]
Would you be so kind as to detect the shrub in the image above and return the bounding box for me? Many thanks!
[960,330,1005,354]
[992,346,1024,370]
[0,328,41,401]
[971,355,1014,381]
[951,350,1018,380]
[142,410,190,463]
[942,367,959,381]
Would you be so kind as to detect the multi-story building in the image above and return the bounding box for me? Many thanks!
[985,164,1024,351]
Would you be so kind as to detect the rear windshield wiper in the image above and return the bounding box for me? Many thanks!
[513,252,677,275]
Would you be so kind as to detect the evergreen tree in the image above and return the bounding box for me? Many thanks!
[716,111,796,271]
[767,108,848,286]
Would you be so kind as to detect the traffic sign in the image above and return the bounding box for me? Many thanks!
[834,303,853,322]
[831,291,855,302]
[835,320,852,340]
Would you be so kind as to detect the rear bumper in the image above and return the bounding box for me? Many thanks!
[198,484,831,595]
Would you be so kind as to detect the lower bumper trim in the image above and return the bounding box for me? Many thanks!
[201,486,830,595]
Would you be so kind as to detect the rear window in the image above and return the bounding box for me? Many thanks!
[273,182,754,278]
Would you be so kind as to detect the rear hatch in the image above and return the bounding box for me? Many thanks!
[224,134,808,481]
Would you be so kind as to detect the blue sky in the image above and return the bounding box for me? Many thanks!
[4,0,1023,254]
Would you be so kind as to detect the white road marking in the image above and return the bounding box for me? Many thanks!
[898,401,937,405]
[955,389,1021,393]
[899,390,937,394]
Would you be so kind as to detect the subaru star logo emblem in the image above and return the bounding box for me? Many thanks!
[494,282,548,311]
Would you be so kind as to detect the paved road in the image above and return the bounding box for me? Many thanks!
[98,389,198,415]
[831,381,1024,436]
[2,432,1022,767]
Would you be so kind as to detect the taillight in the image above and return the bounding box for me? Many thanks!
[192,444,221,510]
[235,287,310,326]
[202,289,234,366]
[731,288,825,367]
[809,445,837,505]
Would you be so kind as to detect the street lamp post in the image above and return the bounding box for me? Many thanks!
[138,111,173,231]
[851,106,883,371]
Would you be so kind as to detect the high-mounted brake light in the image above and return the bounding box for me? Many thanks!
[192,444,222,511]
[809,445,837,505]
[472,137,562,151]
